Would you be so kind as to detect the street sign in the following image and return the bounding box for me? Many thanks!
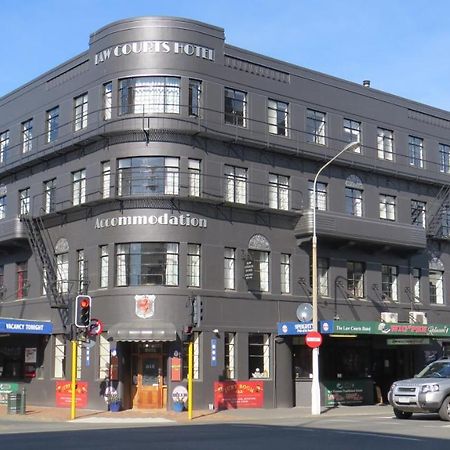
[87,318,104,336]
[305,331,323,348]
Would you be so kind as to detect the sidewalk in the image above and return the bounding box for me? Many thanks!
[0,403,392,424]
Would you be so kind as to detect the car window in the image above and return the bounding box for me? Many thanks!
[417,361,450,378]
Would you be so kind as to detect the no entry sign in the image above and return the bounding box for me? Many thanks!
[305,331,323,348]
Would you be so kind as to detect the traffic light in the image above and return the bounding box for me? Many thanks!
[192,296,203,327]
[75,295,92,328]
[182,325,193,341]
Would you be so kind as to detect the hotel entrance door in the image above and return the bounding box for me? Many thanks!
[132,353,163,409]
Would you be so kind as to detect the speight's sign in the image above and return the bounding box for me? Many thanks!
[95,40,215,65]
[95,213,207,230]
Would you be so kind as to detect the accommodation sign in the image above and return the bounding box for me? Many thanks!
[320,320,450,337]
[95,213,207,230]
[95,40,215,65]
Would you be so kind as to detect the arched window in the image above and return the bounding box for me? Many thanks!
[247,234,270,292]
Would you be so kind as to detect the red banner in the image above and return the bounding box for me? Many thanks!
[171,357,181,381]
[55,381,88,408]
[214,380,264,409]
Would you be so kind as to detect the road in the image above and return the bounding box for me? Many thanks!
[1,411,450,449]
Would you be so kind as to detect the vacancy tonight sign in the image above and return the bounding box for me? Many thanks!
[0,318,53,335]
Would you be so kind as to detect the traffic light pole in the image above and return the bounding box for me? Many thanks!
[70,338,77,420]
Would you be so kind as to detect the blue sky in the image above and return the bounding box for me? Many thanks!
[2,0,450,110]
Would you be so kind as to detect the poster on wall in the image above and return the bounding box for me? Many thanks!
[214,381,264,409]
[55,381,88,408]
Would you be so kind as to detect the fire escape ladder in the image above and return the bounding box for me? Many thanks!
[427,185,450,238]
[21,214,68,311]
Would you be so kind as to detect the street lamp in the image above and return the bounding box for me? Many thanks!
[311,140,360,416]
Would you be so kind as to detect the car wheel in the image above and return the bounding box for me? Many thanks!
[393,408,413,419]
[439,397,450,421]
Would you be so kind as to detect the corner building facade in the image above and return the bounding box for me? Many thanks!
[2,17,450,410]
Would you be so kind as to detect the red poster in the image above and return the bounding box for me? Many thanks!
[55,381,88,408]
[171,357,181,381]
[214,380,264,409]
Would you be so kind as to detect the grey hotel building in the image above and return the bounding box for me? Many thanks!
[1,16,450,411]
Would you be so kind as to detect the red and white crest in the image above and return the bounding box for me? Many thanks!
[135,295,155,318]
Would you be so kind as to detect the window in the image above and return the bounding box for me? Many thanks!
[0,130,9,163]
[269,173,289,210]
[268,99,288,136]
[224,165,247,204]
[117,157,180,196]
[347,261,365,299]
[77,249,85,293]
[100,245,109,288]
[46,107,59,143]
[345,187,363,216]
[224,247,236,290]
[43,179,56,214]
[318,257,329,297]
[343,119,361,152]
[189,79,202,117]
[306,109,326,144]
[0,265,3,298]
[103,82,112,120]
[102,161,111,199]
[187,244,200,288]
[412,268,421,303]
[442,208,450,237]
[116,243,179,286]
[188,159,201,197]
[22,119,33,153]
[119,77,180,114]
[430,270,444,305]
[248,249,270,292]
[0,195,6,219]
[16,261,28,299]
[409,136,424,168]
[224,88,247,127]
[308,180,327,211]
[56,253,69,294]
[440,144,450,174]
[224,332,236,379]
[377,128,394,160]
[249,333,270,379]
[98,335,110,379]
[53,336,66,378]
[379,194,396,221]
[19,188,30,215]
[72,169,86,205]
[74,93,88,131]
[280,253,291,294]
[382,264,398,302]
[411,200,426,228]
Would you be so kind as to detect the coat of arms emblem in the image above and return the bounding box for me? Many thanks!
[135,295,155,318]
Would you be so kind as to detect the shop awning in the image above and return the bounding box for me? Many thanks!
[107,321,177,342]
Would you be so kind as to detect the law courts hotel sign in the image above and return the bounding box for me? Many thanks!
[95,40,216,65]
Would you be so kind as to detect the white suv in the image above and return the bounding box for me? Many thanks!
[388,358,450,421]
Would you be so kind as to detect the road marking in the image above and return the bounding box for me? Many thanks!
[333,430,421,441]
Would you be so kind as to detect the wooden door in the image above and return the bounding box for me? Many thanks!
[132,354,163,409]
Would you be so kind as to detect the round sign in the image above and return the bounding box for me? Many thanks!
[88,318,104,336]
[305,331,323,348]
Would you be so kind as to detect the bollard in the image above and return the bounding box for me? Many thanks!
[20,387,26,415]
